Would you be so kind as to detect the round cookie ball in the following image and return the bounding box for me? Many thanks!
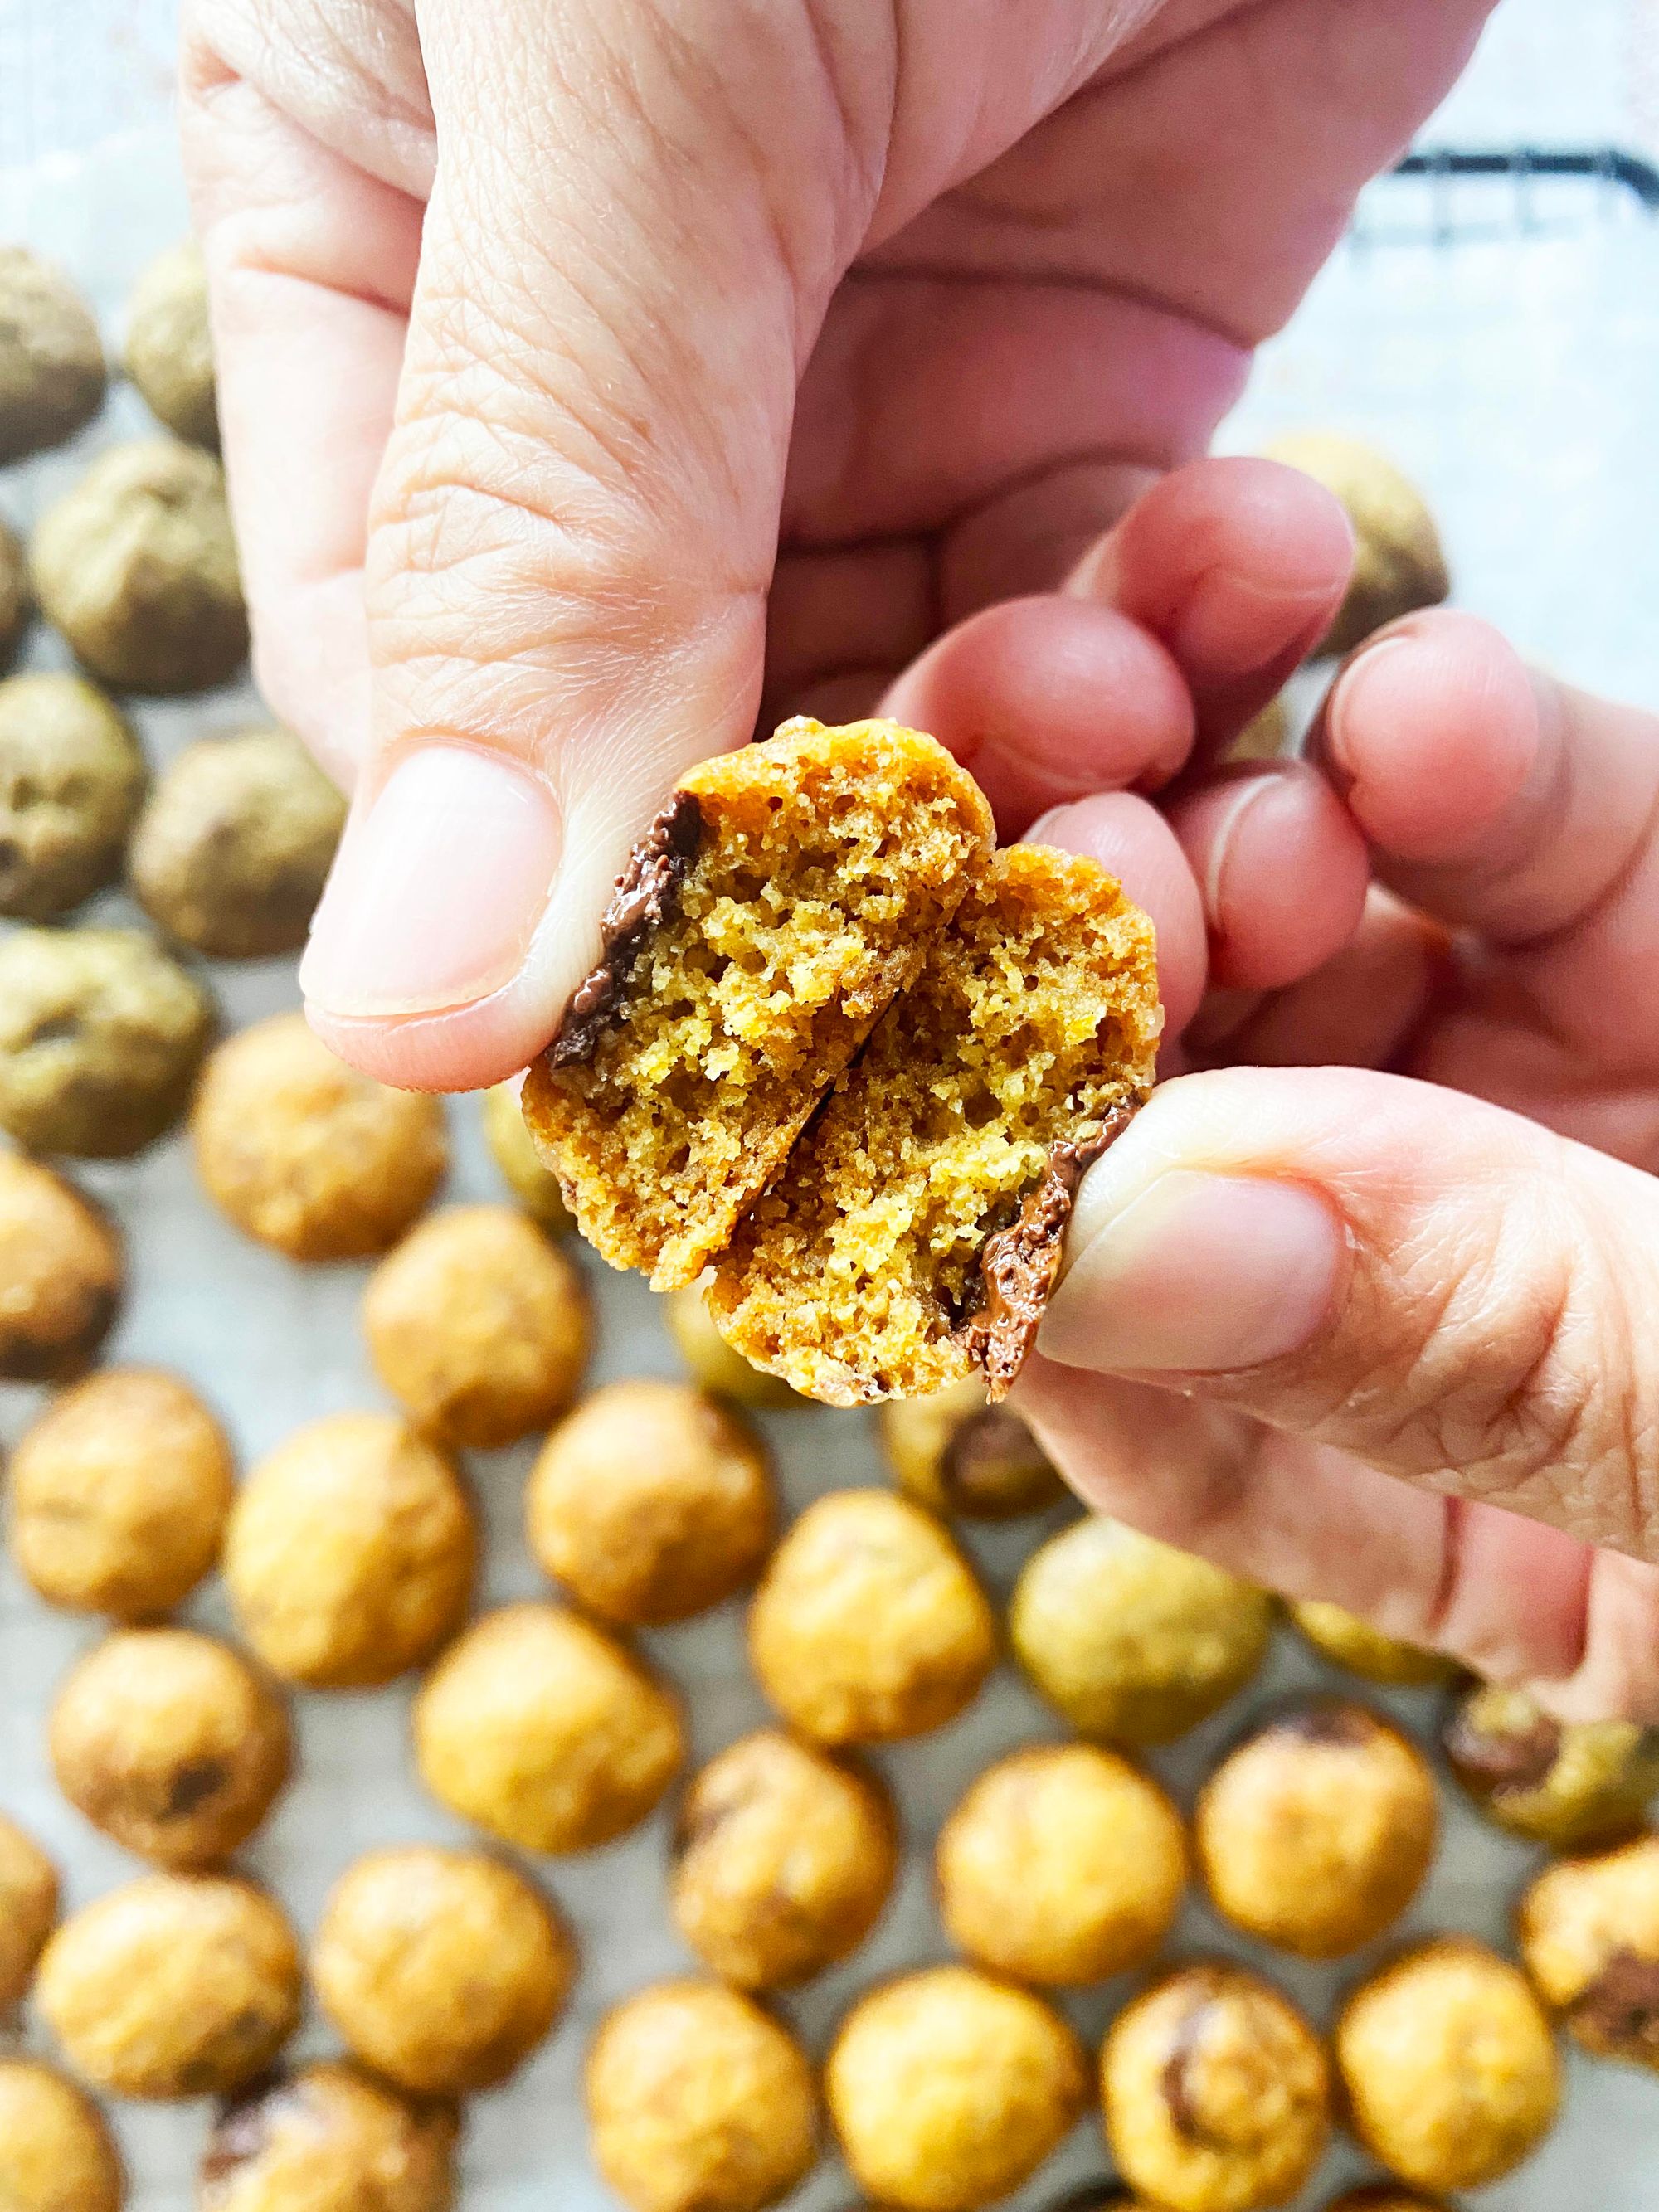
[0,2058,123,2212]
[363,1204,591,1449]
[49,1628,291,1869]
[0,1153,120,1381]
[879,1375,1065,1520]
[747,1490,995,1745]
[225,1412,475,1689]
[829,1965,1087,2212]
[664,1285,798,1409]
[0,514,31,672]
[0,673,144,921]
[481,1079,572,1232]
[0,248,105,463]
[130,727,345,957]
[0,1812,58,2010]
[192,1013,447,1260]
[1519,1832,1659,2071]
[1443,1682,1659,1850]
[312,1845,573,2096]
[528,1379,775,1626]
[0,926,214,1158]
[1261,432,1449,656]
[1010,1518,1272,1748]
[201,2062,458,2212]
[38,1873,300,2098]
[123,241,216,450]
[30,440,246,693]
[587,1980,816,2212]
[1288,1598,1457,1689]
[8,1368,232,1617]
[937,1742,1186,1986]
[413,1601,684,1852]
[1337,1938,1558,2192]
[1102,1962,1331,2212]
[1194,1699,1437,1959]
[670,1728,897,1989]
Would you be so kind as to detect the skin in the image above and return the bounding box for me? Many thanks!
[181,0,1659,1713]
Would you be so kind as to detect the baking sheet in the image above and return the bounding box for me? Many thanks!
[5,26,1659,2210]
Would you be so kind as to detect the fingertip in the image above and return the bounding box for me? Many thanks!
[1175,764,1370,992]
[1322,610,1541,862]
[1026,791,1207,1040]
[880,595,1195,834]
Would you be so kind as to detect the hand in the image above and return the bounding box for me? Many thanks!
[179,0,1489,1087]
[1029,620,1659,1723]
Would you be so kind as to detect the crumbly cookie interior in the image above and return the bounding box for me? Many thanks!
[523,718,992,1291]
[708,844,1161,1404]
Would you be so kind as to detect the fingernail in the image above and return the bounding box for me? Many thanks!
[1199,773,1282,916]
[299,746,561,1018]
[1041,1167,1345,1373]
[1170,568,1335,677]
[1323,632,1412,775]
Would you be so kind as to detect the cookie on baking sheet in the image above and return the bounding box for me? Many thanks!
[522,717,994,1292]
[709,843,1160,1406]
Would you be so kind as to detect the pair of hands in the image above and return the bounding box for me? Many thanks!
[180,0,1659,1717]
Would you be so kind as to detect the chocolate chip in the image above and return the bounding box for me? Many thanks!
[200,2072,305,2190]
[956,1099,1141,1399]
[1570,1947,1659,2061]
[163,1756,229,1817]
[546,788,703,1069]
[1162,1997,1220,2142]
[1444,1704,1562,1800]
[939,1403,1052,1511]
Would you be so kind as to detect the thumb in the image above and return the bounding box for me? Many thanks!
[296,0,863,1087]
[1037,1064,1659,1562]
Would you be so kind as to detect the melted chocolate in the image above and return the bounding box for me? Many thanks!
[200,2073,304,2190]
[1571,1947,1659,2059]
[956,1099,1141,1401]
[1444,1705,1562,1800]
[163,1757,228,1817]
[1162,1998,1219,2142]
[1267,1699,1374,1750]
[939,1403,1046,1507]
[545,789,703,1069]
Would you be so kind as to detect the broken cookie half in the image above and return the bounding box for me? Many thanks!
[708,843,1161,1405]
[522,718,995,1291]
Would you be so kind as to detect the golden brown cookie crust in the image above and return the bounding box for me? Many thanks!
[524,717,994,1291]
[1102,1963,1331,2212]
[1443,1682,1659,1850]
[413,1602,684,1852]
[710,844,1160,1405]
[50,1628,291,1869]
[586,1980,819,2212]
[664,1285,799,1408]
[312,1846,573,2096]
[0,926,215,1159]
[1195,1699,1437,1958]
[1335,1937,1559,2193]
[1519,1833,1659,2071]
[0,1153,122,1383]
[9,1367,232,1616]
[879,1376,1063,1519]
[1010,1518,1272,1748]
[0,1814,59,2013]
[0,2058,124,2212]
[225,1412,475,1689]
[363,1204,591,1449]
[747,1490,995,1745]
[192,1013,447,1261]
[200,2062,458,2212]
[38,1874,301,2098]
[827,1965,1087,2212]
[528,1378,775,1626]
[670,1728,898,1989]
[937,1742,1186,1985]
